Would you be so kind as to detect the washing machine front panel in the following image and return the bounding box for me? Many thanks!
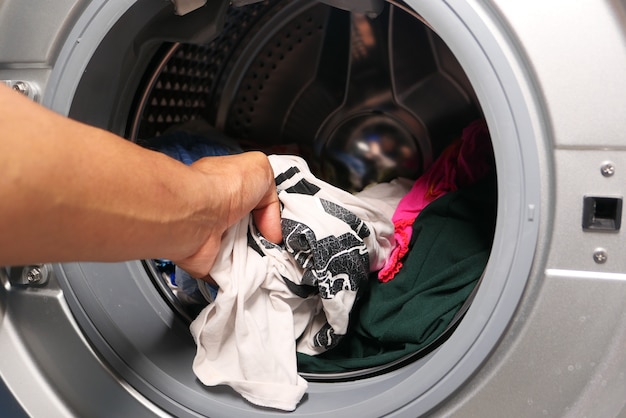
[431,2,626,416]
[1,0,625,417]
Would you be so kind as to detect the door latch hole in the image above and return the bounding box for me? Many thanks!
[582,196,623,231]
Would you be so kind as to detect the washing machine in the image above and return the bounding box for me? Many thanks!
[2,0,626,416]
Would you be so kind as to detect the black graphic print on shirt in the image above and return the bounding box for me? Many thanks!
[313,322,339,350]
[280,202,370,348]
[284,179,321,195]
[256,162,375,350]
[274,166,300,186]
[319,199,371,239]
[282,219,369,299]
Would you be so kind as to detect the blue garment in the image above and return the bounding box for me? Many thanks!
[141,130,242,165]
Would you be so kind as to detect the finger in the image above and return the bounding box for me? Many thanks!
[252,190,282,244]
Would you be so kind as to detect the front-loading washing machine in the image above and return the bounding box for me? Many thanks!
[2,0,626,416]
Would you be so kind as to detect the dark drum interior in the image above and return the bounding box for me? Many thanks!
[64,0,496,405]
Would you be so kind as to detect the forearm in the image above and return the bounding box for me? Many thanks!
[0,85,221,266]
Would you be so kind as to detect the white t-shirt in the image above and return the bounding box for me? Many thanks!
[190,155,410,411]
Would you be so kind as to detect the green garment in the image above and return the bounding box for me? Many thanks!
[297,174,497,373]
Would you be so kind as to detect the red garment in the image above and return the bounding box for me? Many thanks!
[377,119,494,282]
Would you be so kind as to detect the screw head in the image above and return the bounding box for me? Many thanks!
[26,267,42,283]
[601,162,615,177]
[12,81,30,96]
[593,248,608,264]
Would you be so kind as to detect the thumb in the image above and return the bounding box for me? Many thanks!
[252,189,282,244]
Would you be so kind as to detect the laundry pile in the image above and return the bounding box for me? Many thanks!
[144,118,496,411]
[378,119,494,283]
[297,167,497,373]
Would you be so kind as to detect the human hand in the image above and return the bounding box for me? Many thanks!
[172,151,282,281]
[0,84,280,271]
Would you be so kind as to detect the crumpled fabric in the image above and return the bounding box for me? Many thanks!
[377,119,494,283]
[190,155,407,411]
[297,172,497,373]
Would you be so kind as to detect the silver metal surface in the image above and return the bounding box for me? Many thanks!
[1,0,625,416]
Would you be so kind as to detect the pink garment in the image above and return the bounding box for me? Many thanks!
[378,119,494,283]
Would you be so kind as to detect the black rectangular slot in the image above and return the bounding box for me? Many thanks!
[582,196,623,231]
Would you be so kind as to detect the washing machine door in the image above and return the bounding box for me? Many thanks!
[2,0,626,417]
